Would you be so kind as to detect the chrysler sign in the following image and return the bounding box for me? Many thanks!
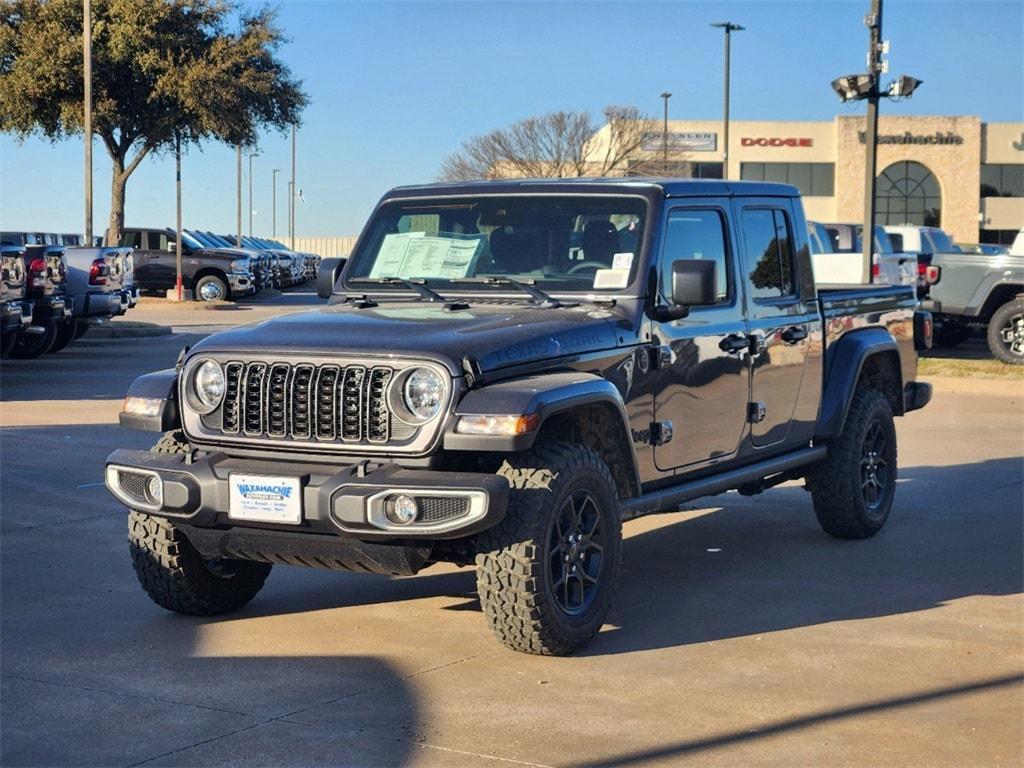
[641,132,717,152]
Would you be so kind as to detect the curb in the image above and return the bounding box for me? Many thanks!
[87,323,173,339]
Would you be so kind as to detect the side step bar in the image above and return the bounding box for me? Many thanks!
[621,446,827,520]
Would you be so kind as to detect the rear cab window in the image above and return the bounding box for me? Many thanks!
[740,208,797,301]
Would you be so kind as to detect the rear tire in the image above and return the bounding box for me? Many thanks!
[0,332,17,358]
[474,442,622,655]
[73,322,90,340]
[808,388,897,539]
[128,431,271,615]
[47,321,77,353]
[9,322,57,359]
[987,298,1024,365]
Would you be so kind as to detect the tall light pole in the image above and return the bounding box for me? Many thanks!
[290,124,296,250]
[272,168,281,237]
[660,91,672,174]
[83,0,92,244]
[861,0,883,284]
[712,21,744,180]
[175,131,183,301]
[248,151,259,237]
[236,144,242,248]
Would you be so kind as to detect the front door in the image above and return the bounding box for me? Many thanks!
[736,201,815,447]
[651,203,750,472]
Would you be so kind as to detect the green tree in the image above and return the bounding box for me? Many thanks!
[0,0,306,242]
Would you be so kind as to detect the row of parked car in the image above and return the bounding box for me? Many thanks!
[807,221,1024,364]
[113,228,319,301]
[0,228,321,360]
[0,234,138,359]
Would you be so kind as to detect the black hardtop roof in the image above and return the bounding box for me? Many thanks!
[384,177,800,200]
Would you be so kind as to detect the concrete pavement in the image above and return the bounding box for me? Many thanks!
[1,291,1021,767]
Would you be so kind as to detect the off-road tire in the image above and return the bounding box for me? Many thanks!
[47,321,77,353]
[474,442,623,656]
[194,274,229,302]
[128,430,271,615]
[987,298,1024,365]
[808,388,897,539]
[9,322,57,359]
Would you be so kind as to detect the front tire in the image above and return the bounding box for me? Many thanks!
[987,298,1024,365]
[474,442,622,655]
[128,431,271,615]
[194,274,229,302]
[808,388,897,539]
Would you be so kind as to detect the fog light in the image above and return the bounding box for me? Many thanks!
[147,475,163,504]
[385,494,418,525]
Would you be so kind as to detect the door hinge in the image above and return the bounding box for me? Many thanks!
[747,402,767,424]
[649,420,673,446]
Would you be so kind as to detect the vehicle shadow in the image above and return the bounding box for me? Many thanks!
[921,335,993,361]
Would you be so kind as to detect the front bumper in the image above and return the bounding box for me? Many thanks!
[228,271,255,295]
[104,448,509,541]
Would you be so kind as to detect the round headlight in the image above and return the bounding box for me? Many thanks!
[402,367,445,423]
[193,359,225,412]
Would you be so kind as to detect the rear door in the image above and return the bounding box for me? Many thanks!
[736,199,817,448]
[651,201,750,471]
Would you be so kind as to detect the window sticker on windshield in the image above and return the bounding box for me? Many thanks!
[593,268,630,290]
[612,252,634,271]
[369,232,483,280]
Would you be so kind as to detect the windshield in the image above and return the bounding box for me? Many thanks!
[346,195,647,293]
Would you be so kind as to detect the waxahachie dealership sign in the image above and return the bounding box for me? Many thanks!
[858,131,964,145]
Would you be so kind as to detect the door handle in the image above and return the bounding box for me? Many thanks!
[719,334,750,354]
[781,326,808,344]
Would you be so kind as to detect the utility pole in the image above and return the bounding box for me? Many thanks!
[290,124,296,250]
[861,0,884,284]
[83,0,92,244]
[248,152,259,237]
[236,145,242,248]
[660,92,672,174]
[272,169,281,237]
[712,22,744,180]
[175,131,183,301]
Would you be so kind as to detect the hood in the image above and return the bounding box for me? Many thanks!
[196,247,253,260]
[188,299,633,374]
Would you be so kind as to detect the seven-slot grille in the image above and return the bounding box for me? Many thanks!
[214,361,407,445]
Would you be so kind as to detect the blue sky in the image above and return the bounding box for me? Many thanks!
[1,0,1022,237]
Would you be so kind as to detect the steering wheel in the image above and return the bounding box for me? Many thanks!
[566,261,608,275]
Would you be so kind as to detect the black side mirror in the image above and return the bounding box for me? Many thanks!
[317,257,346,299]
[650,259,717,321]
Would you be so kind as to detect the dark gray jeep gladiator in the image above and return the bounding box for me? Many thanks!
[105,179,933,655]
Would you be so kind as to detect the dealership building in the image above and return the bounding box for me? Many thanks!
[590,115,1023,245]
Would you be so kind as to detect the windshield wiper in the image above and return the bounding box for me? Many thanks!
[350,276,447,303]
[453,276,563,308]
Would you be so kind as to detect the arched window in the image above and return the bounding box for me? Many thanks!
[875,161,941,227]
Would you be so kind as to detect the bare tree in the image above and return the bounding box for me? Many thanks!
[440,106,658,181]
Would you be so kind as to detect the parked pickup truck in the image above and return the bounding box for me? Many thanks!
[1,244,31,357]
[811,222,915,286]
[9,244,73,358]
[920,246,1024,364]
[55,246,139,350]
[112,228,256,301]
[105,179,933,655]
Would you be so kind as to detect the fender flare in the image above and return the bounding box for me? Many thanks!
[443,371,641,494]
[816,328,901,441]
[119,368,180,432]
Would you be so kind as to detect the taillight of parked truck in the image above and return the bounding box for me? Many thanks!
[89,258,109,285]
[28,258,47,288]
[925,265,941,284]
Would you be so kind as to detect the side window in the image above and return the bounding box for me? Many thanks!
[660,209,730,304]
[120,231,143,249]
[741,208,796,300]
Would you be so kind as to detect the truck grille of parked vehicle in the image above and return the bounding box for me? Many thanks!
[183,358,435,449]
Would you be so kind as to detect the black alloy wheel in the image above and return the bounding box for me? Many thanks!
[547,489,607,616]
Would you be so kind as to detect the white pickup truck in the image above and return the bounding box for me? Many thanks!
[806,221,915,286]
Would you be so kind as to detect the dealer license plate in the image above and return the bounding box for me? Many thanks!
[229,474,302,524]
